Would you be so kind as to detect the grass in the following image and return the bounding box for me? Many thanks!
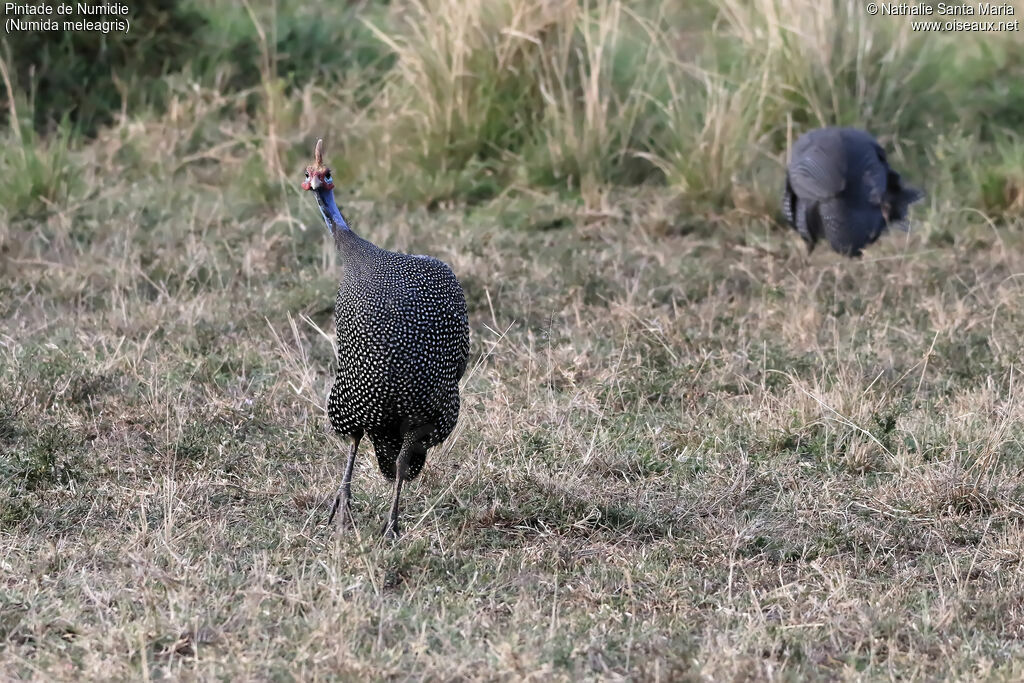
[3,0,1024,679]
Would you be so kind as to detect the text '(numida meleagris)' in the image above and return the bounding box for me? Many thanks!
[3,2,130,35]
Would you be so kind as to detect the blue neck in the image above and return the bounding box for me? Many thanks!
[314,187,350,234]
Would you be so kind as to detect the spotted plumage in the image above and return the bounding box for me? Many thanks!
[302,139,470,538]
[782,127,924,257]
[328,242,469,479]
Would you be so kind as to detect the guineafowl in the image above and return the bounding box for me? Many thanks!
[301,139,470,538]
[782,127,924,257]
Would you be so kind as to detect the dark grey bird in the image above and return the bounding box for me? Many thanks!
[301,139,470,538]
[781,127,924,257]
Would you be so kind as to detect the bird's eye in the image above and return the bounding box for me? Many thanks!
[304,170,309,178]
[325,169,332,182]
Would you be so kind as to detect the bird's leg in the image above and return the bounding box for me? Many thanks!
[381,425,434,539]
[328,433,361,530]
[381,441,410,539]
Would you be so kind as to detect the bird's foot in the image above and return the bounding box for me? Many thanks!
[381,519,400,539]
[335,506,355,531]
[327,495,355,531]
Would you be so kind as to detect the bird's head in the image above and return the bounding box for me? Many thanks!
[302,138,334,192]
[882,171,925,230]
[302,138,349,233]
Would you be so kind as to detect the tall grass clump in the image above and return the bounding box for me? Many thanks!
[360,0,560,203]
[714,0,951,138]
[522,1,669,202]
[638,65,773,211]
[0,62,77,223]
[0,121,77,222]
[360,0,671,205]
[979,131,1024,220]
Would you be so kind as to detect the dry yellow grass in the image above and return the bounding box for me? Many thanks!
[3,162,1024,676]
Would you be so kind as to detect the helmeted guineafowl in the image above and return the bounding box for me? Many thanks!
[782,127,924,257]
[301,139,470,538]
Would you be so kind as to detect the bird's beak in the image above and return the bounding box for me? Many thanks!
[310,175,322,190]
